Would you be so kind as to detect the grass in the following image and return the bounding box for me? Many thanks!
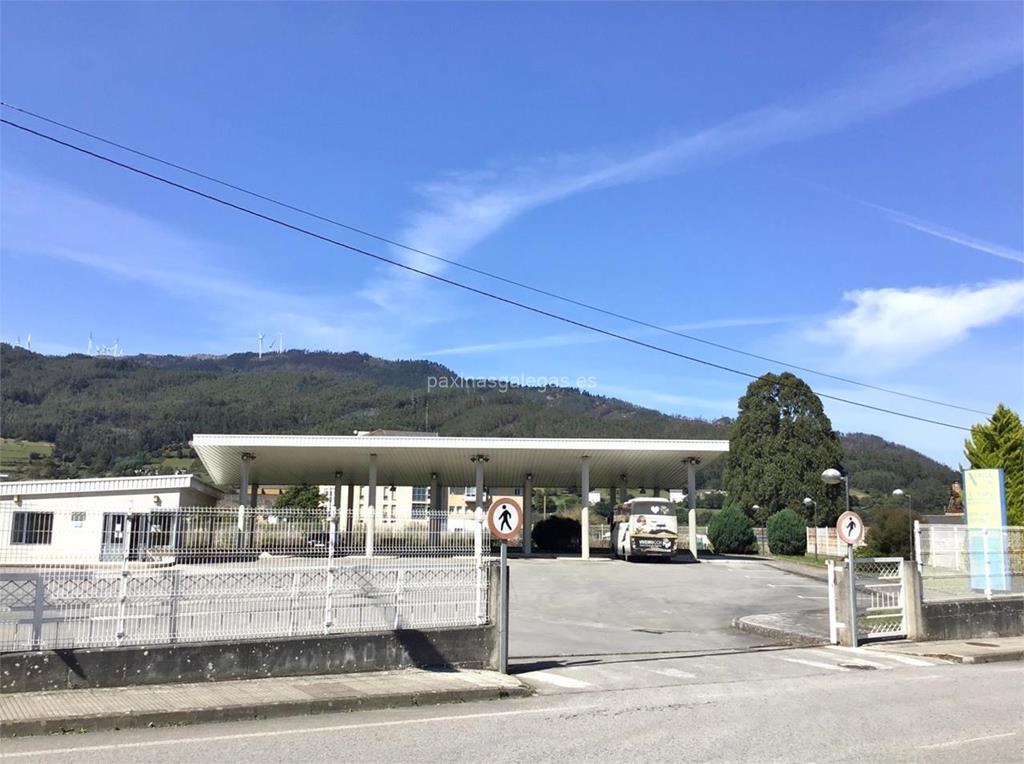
[0,437,55,479]
[770,553,837,569]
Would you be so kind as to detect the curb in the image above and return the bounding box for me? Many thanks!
[732,615,829,647]
[757,559,830,583]
[893,648,1024,665]
[1,684,531,739]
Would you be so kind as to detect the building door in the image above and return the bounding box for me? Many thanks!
[99,513,149,561]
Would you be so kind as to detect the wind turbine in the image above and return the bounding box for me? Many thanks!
[257,333,265,359]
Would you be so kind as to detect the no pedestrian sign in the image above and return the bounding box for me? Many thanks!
[836,510,864,546]
[487,498,523,541]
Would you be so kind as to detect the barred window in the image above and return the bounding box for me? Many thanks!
[11,512,54,545]
[411,503,428,519]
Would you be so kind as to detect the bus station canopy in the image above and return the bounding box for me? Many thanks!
[191,434,729,488]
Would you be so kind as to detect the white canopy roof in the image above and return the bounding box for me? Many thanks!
[191,434,729,488]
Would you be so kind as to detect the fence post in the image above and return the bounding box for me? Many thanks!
[983,528,992,599]
[826,560,838,644]
[31,573,46,650]
[913,520,923,574]
[324,506,337,632]
[474,507,484,625]
[115,513,133,643]
[393,568,405,630]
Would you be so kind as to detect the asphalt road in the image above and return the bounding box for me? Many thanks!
[3,558,1020,762]
[3,657,1021,762]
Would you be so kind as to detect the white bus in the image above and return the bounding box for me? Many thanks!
[611,497,678,560]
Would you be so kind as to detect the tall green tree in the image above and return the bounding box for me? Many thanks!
[964,404,1023,526]
[723,372,844,524]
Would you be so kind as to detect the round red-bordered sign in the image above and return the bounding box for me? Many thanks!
[836,510,864,545]
[487,498,523,541]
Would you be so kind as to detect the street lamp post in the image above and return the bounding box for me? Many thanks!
[893,488,912,560]
[803,497,817,559]
[822,468,856,647]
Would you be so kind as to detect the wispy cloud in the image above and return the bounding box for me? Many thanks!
[377,10,1021,295]
[881,208,1024,265]
[809,184,1024,264]
[808,280,1024,369]
[0,172,400,353]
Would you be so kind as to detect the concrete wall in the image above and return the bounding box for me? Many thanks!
[914,597,1023,641]
[905,568,1023,641]
[2,554,502,693]
[1,625,498,694]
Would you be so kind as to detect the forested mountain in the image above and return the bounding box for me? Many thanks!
[0,344,958,510]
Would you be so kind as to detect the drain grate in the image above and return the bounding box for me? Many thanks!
[966,641,999,648]
[840,663,877,671]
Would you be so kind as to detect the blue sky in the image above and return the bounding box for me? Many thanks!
[1,2,1022,468]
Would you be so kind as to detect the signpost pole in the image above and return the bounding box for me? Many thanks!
[847,542,858,648]
[499,539,509,673]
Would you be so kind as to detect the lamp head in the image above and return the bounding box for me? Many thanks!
[803,497,815,507]
[892,488,905,497]
[821,468,843,485]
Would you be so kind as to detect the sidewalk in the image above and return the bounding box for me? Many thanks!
[732,611,830,645]
[870,636,1024,664]
[0,668,530,738]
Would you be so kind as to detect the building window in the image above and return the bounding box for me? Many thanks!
[412,486,429,503]
[11,512,54,545]
[411,503,428,519]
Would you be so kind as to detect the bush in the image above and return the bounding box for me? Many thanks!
[767,509,807,556]
[531,516,581,553]
[707,506,756,554]
[865,508,921,560]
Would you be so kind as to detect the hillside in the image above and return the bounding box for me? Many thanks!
[0,344,957,510]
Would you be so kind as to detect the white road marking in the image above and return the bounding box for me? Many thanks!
[781,658,849,671]
[522,671,592,689]
[0,705,592,759]
[647,667,696,679]
[826,647,937,667]
[808,650,890,670]
[870,653,938,667]
[917,731,1017,749]
[766,583,821,588]
[796,595,828,599]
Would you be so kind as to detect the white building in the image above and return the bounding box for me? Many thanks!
[0,474,221,564]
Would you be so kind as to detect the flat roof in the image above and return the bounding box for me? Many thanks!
[191,434,729,488]
[0,474,222,499]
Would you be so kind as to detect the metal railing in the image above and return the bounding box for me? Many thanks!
[0,504,493,652]
[915,523,1024,601]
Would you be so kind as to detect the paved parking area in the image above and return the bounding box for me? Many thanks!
[509,556,825,660]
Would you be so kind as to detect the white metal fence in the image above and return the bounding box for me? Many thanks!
[0,504,493,652]
[916,523,1024,601]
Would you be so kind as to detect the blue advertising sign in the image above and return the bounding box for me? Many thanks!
[963,468,1010,593]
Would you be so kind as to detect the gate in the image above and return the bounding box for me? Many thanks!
[827,557,907,643]
[853,557,907,641]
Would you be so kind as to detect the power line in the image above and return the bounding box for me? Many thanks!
[1,117,975,433]
[0,101,988,417]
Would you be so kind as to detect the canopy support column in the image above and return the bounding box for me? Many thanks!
[523,473,533,556]
[237,452,254,549]
[686,458,699,559]
[581,456,591,560]
[366,454,377,557]
[472,456,488,557]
